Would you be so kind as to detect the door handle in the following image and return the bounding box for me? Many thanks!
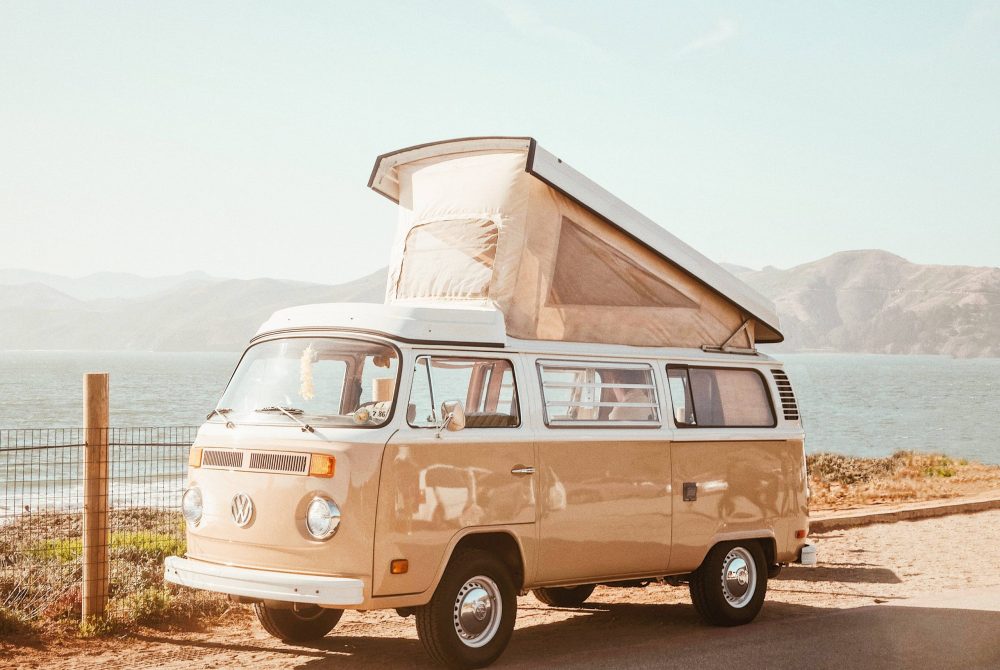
[510,465,536,476]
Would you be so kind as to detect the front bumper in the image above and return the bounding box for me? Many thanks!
[164,556,365,606]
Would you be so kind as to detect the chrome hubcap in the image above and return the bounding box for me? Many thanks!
[720,547,757,609]
[453,575,501,648]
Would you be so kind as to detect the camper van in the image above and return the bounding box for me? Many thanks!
[164,138,814,669]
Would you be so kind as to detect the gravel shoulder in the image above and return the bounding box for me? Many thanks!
[6,508,1000,670]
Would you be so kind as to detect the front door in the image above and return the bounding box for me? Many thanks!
[373,353,536,597]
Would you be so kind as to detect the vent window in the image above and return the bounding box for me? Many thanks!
[770,369,800,421]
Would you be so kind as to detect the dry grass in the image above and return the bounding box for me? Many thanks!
[1,507,231,640]
[808,451,1000,511]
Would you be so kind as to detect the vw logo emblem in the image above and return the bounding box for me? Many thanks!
[231,493,254,527]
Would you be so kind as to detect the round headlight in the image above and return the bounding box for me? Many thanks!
[182,487,203,526]
[306,496,341,540]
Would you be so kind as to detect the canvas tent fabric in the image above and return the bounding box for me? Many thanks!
[370,138,782,349]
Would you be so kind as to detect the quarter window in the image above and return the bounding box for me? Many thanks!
[538,361,660,426]
[408,357,519,428]
[666,366,775,428]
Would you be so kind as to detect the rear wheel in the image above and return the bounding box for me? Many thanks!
[254,602,343,642]
[532,584,596,608]
[415,549,516,669]
[689,541,767,626]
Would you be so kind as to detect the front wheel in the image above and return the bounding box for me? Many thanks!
[532,584,595,608]
[689,541,767,626]
[254,602,343,642]
[415,549,516,669]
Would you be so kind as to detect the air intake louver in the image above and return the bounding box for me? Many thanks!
[202,449,244,469]
[200,449,309,475]
[771,369,800,421]
[247,452,309,475]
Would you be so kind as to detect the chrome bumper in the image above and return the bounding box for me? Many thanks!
[164,556,365,606]
[797,543,818,566]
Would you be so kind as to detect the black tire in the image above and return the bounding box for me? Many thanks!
[531,584,596,608]
[254,602,343,642]
[415,549,517,669]
[689,540,767,627]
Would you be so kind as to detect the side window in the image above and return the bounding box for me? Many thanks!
[666,366,775,428]
[408,356,519,428]
[538,361,660,426]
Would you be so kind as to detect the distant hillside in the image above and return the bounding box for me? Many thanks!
[0,269,215,301]
[0,269,385,351]
[3,251,1000,356]
[734,250,1000,358]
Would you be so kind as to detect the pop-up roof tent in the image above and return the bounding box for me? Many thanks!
[368,137,782,351]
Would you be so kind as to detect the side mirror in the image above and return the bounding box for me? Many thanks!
[436,400,466,437]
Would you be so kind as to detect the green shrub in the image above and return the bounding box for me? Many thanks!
[807,452,901,485]
[30,532,185,564]
[0,606,33,635]
[30,538,83,564]
[116,587,172,625]
[78,615,115,638]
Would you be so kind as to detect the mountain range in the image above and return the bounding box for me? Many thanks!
[2,250,999,357]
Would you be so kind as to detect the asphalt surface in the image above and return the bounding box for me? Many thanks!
[493,588,1000,670]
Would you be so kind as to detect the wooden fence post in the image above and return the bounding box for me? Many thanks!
[82,373,110,621]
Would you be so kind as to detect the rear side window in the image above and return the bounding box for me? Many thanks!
[666,366,775,428]
[538,361,660,426]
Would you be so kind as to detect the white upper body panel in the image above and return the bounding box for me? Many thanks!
[255,302,508,346]
[253,302,780,366]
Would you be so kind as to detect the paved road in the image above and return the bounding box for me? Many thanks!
[99,586,998,670]
[492,588,1000,670]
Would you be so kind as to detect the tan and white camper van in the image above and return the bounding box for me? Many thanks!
[164,138,814,669]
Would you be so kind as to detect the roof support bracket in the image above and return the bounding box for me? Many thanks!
[701,319,757,355]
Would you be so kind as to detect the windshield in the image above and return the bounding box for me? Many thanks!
[216,337,400,428]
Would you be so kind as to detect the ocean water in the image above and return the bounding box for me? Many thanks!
[0,351,998,464]
[0,351,240,429]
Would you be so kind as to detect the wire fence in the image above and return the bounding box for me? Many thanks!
[0,427,196,620]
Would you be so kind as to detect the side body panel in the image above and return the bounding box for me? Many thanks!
[531,434,672,583]
[526,355,672,585]
[667,438,808,572]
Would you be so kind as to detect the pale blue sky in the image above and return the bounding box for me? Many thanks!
[1,1,998,284]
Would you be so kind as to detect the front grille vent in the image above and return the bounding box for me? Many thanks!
[770,369,800,421]
[202,449,244,469]
[247,451,309,475]
[200,449,309,475]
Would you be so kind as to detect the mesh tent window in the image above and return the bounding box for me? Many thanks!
[547,218,698,309]
[397,218,499,300]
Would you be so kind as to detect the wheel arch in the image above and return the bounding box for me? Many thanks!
[700,530,776,570]
[439,529,527,592]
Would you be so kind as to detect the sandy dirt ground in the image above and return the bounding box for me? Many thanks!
[6,509,1000,669]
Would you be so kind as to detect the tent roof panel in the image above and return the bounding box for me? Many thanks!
[369,137,782,343]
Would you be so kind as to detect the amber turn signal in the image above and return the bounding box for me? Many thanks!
[309,454,336,478]
[188,447,203,468]
[795,529,807,539]
[390,559,409,575]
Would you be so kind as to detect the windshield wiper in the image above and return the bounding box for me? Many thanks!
[255,406,315,433]
[206,408,235,429]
